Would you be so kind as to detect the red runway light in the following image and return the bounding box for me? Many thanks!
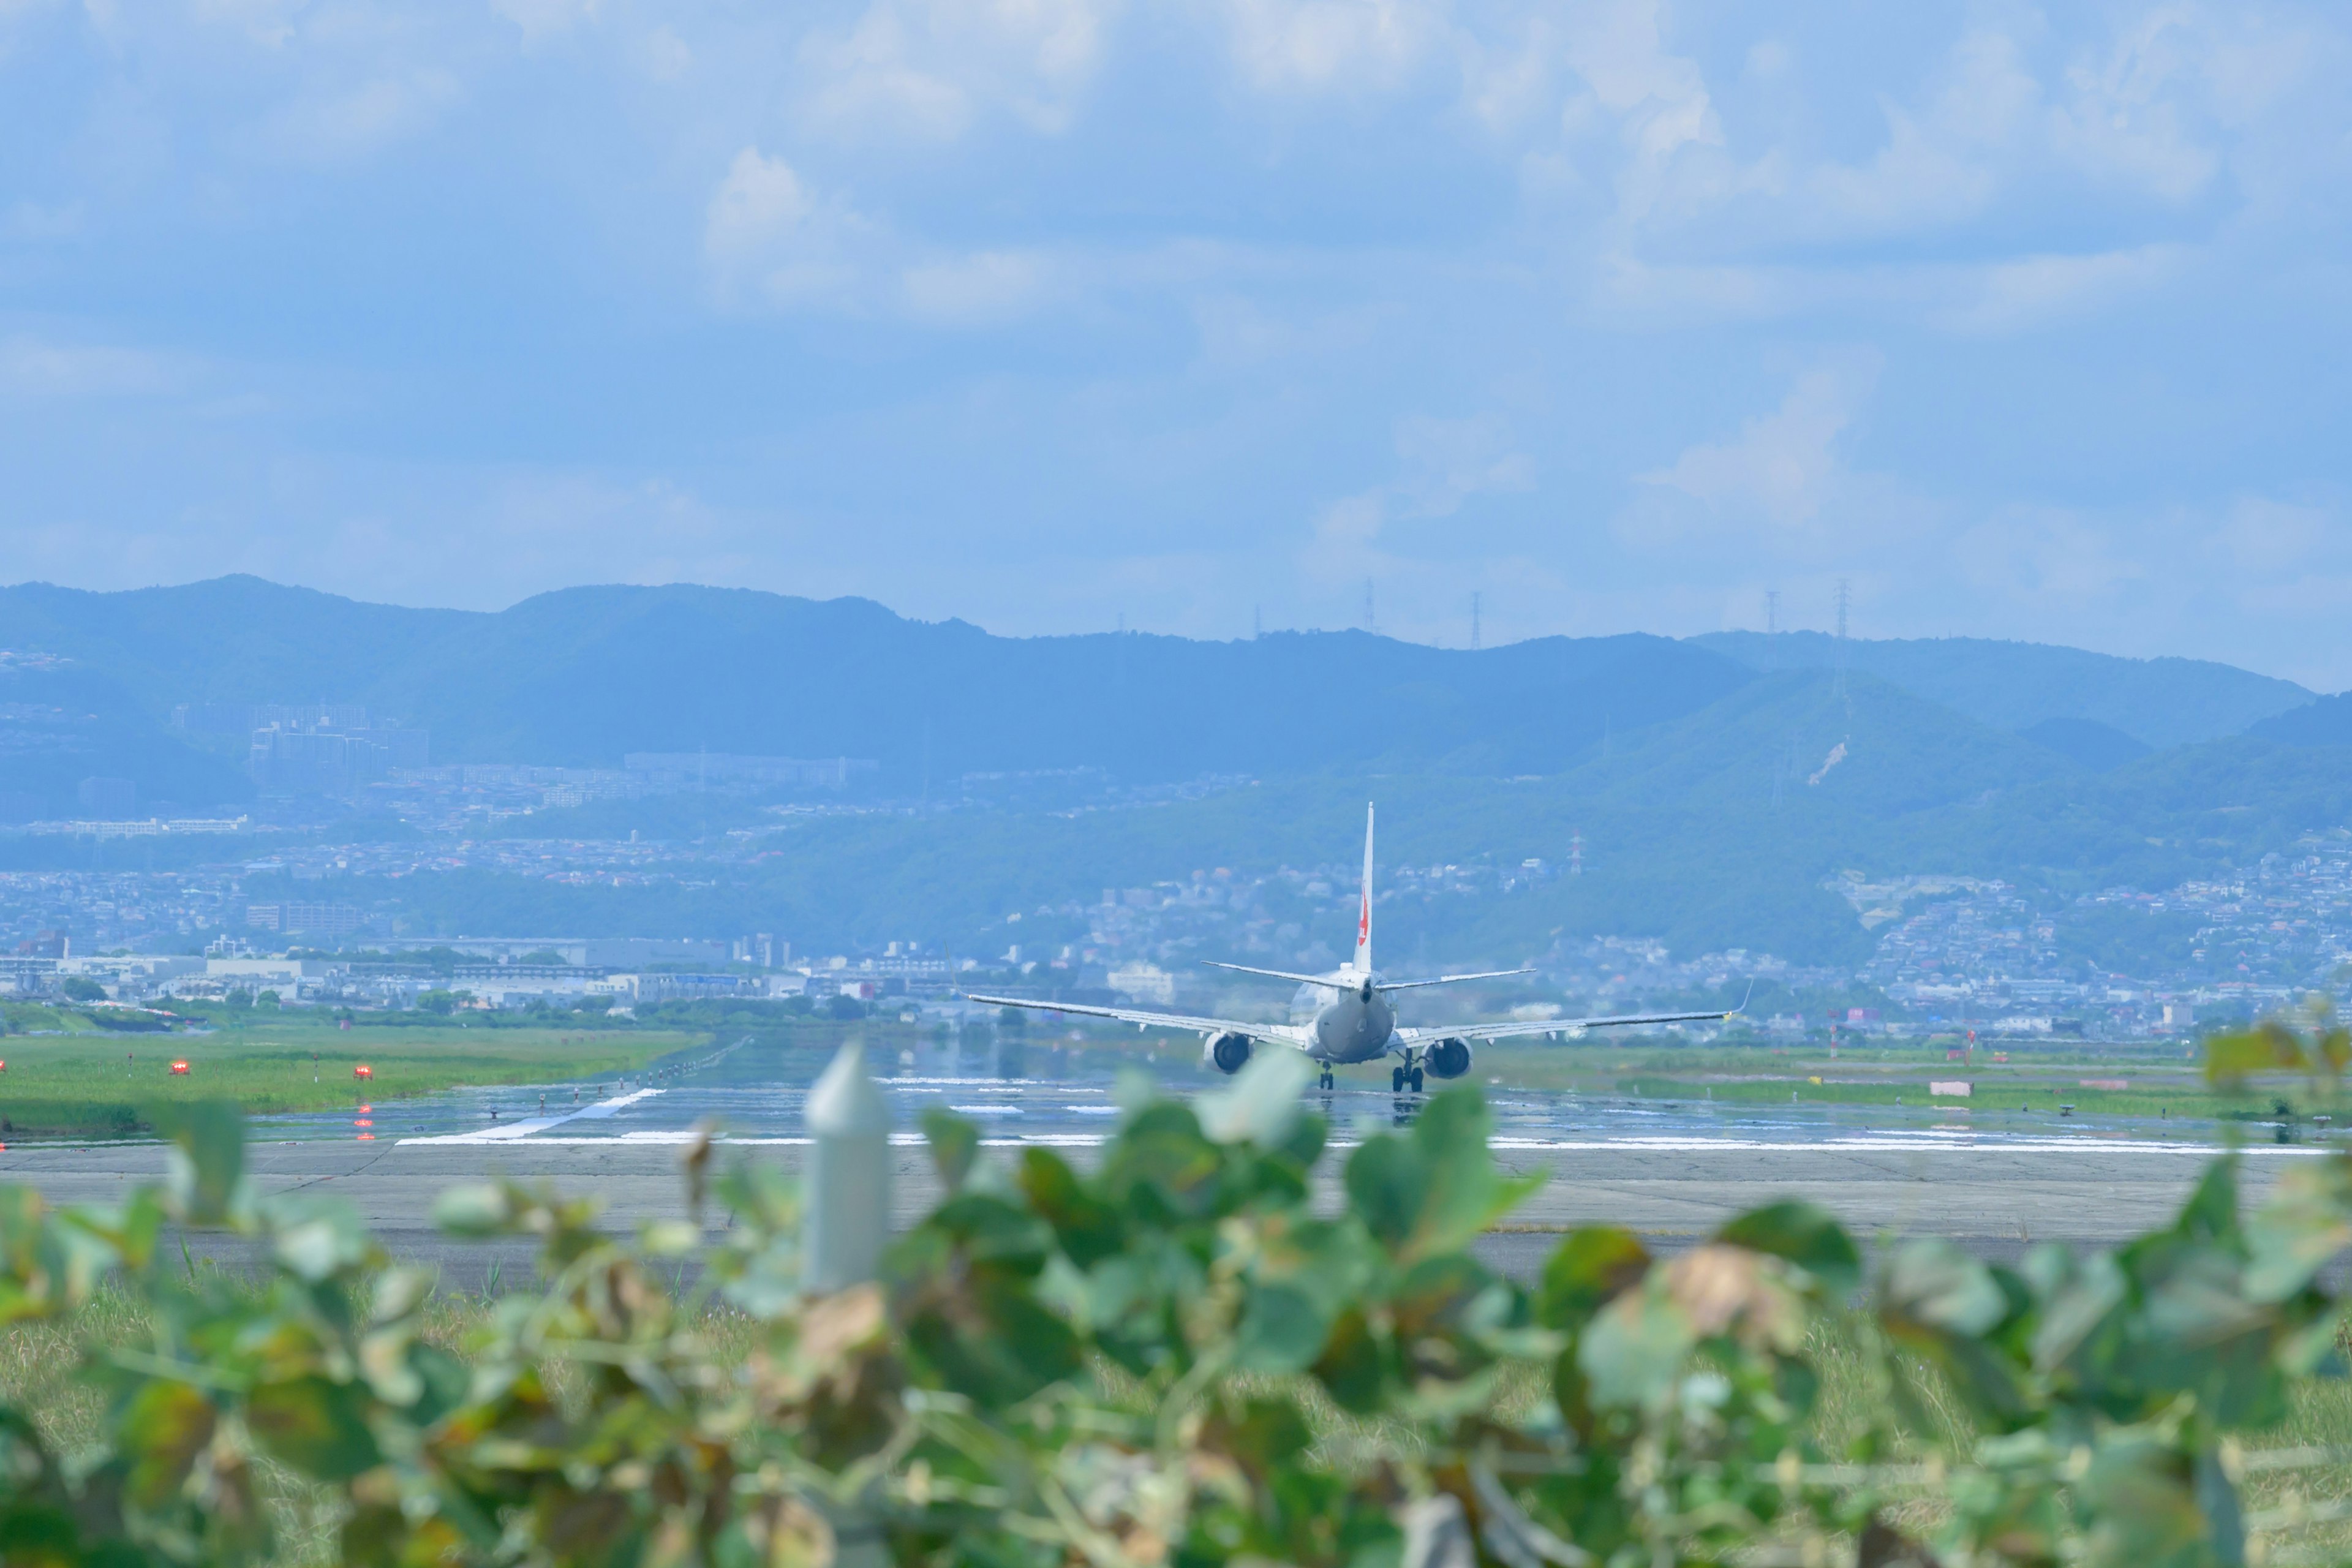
[354,1064,373,1079]
[356,1133,374,1141]
[358,1103,371,1112]
[354,1118,373,1127]
[170,1060,190,1075]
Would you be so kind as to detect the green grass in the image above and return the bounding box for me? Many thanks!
[1450,1038,2334,1128]
[0,1020,690,1139]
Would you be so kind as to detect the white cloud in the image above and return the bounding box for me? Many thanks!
[1934,243,2188,333]
[1633,357,1879,540]
[638,26,691,82]
[703,147,870,306]
[0,337,183,398]
[2048,6,2220,202]
[265,69,461,162]
[900,250,1050,325]
[1300,413,1532,584]
[1224,0,1444,92]
[492,0,598,45]
[800,0,1112,140]
[1953,505,2149,609]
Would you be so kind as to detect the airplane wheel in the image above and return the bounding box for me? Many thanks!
[1320,1070,1333,1090]
[1392,1067,1406,1093]
[1410,1068,1425,1093]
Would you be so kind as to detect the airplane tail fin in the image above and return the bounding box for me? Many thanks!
[1352,802,1374,976]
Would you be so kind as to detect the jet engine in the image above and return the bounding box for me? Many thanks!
[1204,1031,1253,1074]
[1427,1037,1472,1079]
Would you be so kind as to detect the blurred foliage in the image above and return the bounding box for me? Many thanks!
[5,1045,2352,1566]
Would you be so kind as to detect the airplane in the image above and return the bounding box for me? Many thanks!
[965,803,1744,1092]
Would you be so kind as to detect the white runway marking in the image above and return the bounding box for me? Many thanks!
[399,1088,665,1144]
[396,1123,2332,1156]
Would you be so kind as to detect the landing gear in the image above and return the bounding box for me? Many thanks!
[1410,1067,1424,1093]
[1392,1066,1406,1093]
[1319,1067,1335,1091]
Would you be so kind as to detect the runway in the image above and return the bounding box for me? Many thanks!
[0,1033,2323,1288]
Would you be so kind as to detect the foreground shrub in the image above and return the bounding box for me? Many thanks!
[0,1046,2348,1566]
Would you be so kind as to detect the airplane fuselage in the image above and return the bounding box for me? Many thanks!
[1308,973,1396,1063]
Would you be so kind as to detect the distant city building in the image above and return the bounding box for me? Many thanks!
[0,956,58,994]
[17,930,68,959]
[246,902,365,938]
[175,702,369,734]
[1107,961,1175,1005]
[249,716,429,794]
[77,776,135,817]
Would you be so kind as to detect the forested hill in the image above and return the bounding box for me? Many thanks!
[0,578,1756,779]
[1691,630,2312,747]
[2,576,2328,778]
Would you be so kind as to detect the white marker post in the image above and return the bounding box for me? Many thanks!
[801,1039,892,1567]
[802,1039,892,1294]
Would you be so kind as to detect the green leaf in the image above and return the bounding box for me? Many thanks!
[1880,1240,2007,1337]
[153,1101,246,1227]
[118,1379,217,1507]
[2169,1158,2244,1248]
[1578,1281,1693,1412]
[712,1159,797,1234]
[1198,1047,1313,1147]
[1406,1089,1542,1262]
[1537,1228,1651,1330]
[2078,1431,2212,1566]
[2245,1152,2352,1302]
[431,1183,514,1236]
[1236,1281,1331,1373]
[1716,1202,1860,1296]
[1017,1148,1123,1267]
[923,1107,980,1193]
[2029,1250,2128,1373]
[1344,1136,1422,1252]
[246,1376,384,1482]
[1345,1089,1540,1264]
[1311,1305,1387,1413]
[265,1194,379,1282]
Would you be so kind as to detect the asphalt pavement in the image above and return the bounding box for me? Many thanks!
[0,1133,2308,1289]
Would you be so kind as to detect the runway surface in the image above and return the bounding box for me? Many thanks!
[0,1031,2326,1287]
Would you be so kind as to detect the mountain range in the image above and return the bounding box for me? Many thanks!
[3,576,2348,968]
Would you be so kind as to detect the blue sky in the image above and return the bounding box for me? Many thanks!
[4,1,2350,684]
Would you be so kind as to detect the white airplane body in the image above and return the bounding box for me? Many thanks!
[967,804,1740,1091]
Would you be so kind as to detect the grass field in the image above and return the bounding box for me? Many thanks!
[1450,1037,2334,1128]
[0,1021,691,1139]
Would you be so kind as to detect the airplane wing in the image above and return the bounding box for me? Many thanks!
[1374,967,1534,992]
[1200,960,1349,989]
[1391,1005,1742,1047]
[965,992,1313,1045]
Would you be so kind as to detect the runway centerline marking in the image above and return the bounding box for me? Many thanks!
[399,1088,664,1145]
